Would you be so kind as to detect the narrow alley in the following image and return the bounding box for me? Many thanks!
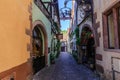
[33,52,99,80]
[1,0,120,80]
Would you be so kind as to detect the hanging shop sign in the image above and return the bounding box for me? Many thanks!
[56,34,63,39]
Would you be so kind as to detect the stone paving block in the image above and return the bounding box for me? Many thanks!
[33,52,99,80]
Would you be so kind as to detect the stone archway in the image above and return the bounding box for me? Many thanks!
[80,24,97,46]
[32,20,48,74]
[79,24,96,70]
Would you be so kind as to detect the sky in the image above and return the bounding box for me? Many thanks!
[58,0,72,31]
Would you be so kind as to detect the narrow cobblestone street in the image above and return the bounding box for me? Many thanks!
[33,52,99,80]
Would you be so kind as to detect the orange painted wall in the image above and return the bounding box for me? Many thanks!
[0,0,32,73]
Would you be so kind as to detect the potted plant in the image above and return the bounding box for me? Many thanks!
[50,53,55,64]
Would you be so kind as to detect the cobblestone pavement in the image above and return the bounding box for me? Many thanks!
[33,52,99,80]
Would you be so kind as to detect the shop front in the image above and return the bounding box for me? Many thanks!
[80,27,96,70]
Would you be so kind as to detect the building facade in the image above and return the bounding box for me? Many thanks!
[0,0,60,80]
[69,0,96,68]
[93,0,120,80]
[69,1,77,53]
[32,0,60,73]
[69,0,120,79]
[61,30,68,52]
[77,0,96,69]
[0,0,33,80]
[67,28,71,53]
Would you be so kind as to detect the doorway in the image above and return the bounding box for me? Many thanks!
[80,27,96,70]
[61,41,67,52]
[32,25,45,74]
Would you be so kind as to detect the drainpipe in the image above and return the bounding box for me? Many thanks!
[111,57,116,80]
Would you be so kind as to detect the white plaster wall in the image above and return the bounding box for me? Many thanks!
[94,0,120,79]
[79,17,92,37]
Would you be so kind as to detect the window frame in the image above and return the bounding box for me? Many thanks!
[107,12,115,49]
[117,7,120,48]
[103,2,120,51]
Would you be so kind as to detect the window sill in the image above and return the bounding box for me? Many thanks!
[104,48,120,53]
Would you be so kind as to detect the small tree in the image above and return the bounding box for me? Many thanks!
[75,27,80,45]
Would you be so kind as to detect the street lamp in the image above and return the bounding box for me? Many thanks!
[60,6,72,20]
[64,0,92,12]
[60,0,92,20]
[59,0,76,20]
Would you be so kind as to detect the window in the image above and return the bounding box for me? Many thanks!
[107,13,115,48]
[118,7,120,48]
[103,2,120,49]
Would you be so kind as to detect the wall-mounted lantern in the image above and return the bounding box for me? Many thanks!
[60,6,72,20]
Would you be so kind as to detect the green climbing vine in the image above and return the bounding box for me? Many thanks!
[75,26,80,45]
[56,40,61,57]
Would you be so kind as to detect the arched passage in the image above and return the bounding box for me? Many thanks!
[80,24,96,70]
[32,20,48,74]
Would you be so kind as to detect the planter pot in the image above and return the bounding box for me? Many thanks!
[51,59,55,64]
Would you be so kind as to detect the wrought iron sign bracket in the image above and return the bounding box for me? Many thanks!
[60,6,72,20]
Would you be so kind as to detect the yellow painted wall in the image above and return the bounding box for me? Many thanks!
[0,0,32,72]
[94,0,120,79]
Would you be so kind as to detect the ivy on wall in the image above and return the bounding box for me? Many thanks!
[75,27,80,45]
[80,30,92,45]
[53,21,60,32]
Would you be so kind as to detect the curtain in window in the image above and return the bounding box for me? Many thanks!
[107,13,115,48]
